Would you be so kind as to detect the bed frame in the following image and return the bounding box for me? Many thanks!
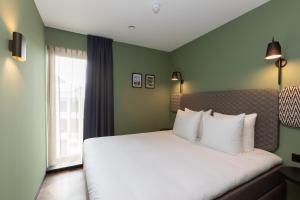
[180,89,286,200]
[85,89,286,200]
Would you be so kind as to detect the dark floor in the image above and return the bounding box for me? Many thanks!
[37,168,88,200]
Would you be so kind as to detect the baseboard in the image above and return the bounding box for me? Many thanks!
[34,172,46,200]
[47,163,83,174]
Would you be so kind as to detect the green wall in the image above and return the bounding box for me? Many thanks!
[0,0,46,199]
[45,27,86,50]
[170,0,300,198]
[45,27,171,135]
[113,42,171,134]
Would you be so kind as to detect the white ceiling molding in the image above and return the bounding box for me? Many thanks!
[35,0,269,52]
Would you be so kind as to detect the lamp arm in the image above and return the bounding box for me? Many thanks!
[177,72,184,93]
[178,72,184,84]
[278,59,282,85]
[275,58,287,85]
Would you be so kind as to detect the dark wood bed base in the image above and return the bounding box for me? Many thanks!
[217,165,286,200]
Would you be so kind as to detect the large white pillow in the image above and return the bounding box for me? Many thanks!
[173,109,202,142]
[214,112,257,152]
[185,108,212,139]
[201,114,245,155]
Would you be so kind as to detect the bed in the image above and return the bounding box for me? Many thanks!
[83,89,286,200]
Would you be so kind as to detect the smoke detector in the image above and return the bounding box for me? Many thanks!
[152,1,160,14]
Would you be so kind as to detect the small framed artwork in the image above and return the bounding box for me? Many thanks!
[145,74,155,89]
[132,73,142,88]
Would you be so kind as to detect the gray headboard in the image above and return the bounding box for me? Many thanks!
[180,89,279,152]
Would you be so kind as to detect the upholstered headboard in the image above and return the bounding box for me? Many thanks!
[180,89,279,152]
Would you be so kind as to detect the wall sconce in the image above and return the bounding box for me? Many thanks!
[265,37,287,85]
[9,32,27,62]
[171,71,184,93]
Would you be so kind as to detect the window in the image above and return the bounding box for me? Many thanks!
[48,47,87,168]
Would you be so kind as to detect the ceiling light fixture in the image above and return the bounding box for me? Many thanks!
[152,1,160,14]
[128,25,136,30]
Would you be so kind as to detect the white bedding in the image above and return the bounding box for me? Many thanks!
[83,131,282,200]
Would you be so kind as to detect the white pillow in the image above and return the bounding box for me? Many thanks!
[214,112,257,152]
[201,114,245,155]
[185,108,212,139]
[173,109,202,142]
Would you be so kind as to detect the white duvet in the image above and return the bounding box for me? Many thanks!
[83,131,282,200]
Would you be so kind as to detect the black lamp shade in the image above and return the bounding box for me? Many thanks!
[265,38,282,60]
[171,71,179,80]
[9,32,26,62]
[264,37,288,85]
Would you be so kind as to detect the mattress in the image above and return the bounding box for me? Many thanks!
[83,131,282,200]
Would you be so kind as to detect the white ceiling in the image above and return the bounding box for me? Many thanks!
[34,0,269,52]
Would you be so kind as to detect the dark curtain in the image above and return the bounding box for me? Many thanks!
[83,35,114,140]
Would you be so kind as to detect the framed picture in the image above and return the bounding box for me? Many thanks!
[145,74,155,89]
[132,73,142,88]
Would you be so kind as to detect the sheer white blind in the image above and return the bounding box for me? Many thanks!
[47,46,87,167]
